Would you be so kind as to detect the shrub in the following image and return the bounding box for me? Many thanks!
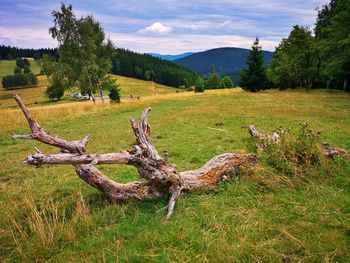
[251,123,333,178]
[220,76,234,88]
[16,58,30,68]
[109,86,120,103]
[46,80,64,101]
[14,67,22,74]
[2,73,38,89]
[23,65,32,74]
[195,77,205,93]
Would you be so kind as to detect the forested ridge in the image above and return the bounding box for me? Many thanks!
[111,48,198,87]
[0,45,197,88]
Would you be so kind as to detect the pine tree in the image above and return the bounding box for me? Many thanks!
[239,37,267,92]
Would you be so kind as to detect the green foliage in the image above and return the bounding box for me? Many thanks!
[39,54,56,77]
[315,0,350,91]
[23,65,32,74]
[46,79,65,101]
[252,123,333,177]
[0,45,58,60]
[108,86,121,103]
[220,76,234,88]
[49,3,115,96]
[205,64,221,89]
[111,49,198,87]
[15,58,30,68]
[268,26,317,89]
[2,73,38,89]
[14,66,22,74]
[239,37,267,92]
[195,77,205,93]
[267,0,350,91]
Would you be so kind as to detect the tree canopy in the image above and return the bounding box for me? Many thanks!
[49,3,115,98]
[239,37,267,92]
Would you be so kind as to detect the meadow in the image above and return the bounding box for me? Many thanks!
[0,85,349,262]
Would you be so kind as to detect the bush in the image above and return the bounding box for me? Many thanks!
[195,77,205,93]
[46,80,64,101]
[16,58,30,68]
[109,86,120,103]
[220,76,234,88]
[251,123,333,177]
[2,73,38,89]
[14,67,22,74]
[23,65,32,74]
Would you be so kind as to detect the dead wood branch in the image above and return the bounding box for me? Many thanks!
[246,124,349,159]
[13,94,258,218]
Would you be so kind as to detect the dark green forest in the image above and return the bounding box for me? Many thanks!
[0,45,58,60]
[0,45,197,88]
[111,48,198,87]
[268,0,350,91]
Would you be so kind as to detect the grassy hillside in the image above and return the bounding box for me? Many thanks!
[0,59,40,80]
[0,73,176,109]
[0,89,349,262]
[174,47,273,81]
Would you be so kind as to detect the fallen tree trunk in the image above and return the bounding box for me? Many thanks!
[13,95,258,218]
[246,125,349,159]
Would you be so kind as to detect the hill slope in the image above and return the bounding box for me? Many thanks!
[148,52,194,61]
[174,47,273,81]
[0,71,176,109]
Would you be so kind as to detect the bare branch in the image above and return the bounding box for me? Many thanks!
[14,95,259,218]
[24,151,135,166]
[13,94,87,153]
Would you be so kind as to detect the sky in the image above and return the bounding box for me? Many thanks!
[0,0,327,54]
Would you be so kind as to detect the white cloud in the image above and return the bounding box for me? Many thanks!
[109,32,279,53]
[137,22,173,34]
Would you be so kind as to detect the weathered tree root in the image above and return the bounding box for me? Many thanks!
[13,95,259,219]
[245,125,349,159]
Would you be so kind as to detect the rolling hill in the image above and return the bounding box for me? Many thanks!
[174,47,274,82]
[148,52,194,61]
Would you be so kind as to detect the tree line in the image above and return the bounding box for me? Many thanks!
[238,0,349,92]
[111,48,198,88]
[0,45,58,60]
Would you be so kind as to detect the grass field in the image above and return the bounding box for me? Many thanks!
[0,75,176,109]
[0,59,40,81]
[0,87,349,262]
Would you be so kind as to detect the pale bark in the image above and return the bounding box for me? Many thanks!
[13,94,258,218]
[246,125,349,159]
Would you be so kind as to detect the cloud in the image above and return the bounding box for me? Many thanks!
[109,32,279,54]
[137,22,173,34]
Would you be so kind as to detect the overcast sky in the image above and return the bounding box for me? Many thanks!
[0,0,327,54]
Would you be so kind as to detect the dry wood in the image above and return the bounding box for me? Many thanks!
[245,125,349,159]
[13,94,258,218]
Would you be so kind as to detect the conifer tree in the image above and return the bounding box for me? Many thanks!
[239,37,267,92]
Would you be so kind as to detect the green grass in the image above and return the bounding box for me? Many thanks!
[0,59,40,79]
[0,88,349,262]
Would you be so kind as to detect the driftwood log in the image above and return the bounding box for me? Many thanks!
[246,125,349,159]
[13,95,258,219]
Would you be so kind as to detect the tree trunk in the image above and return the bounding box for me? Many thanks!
[245,125,349,159]
[13,95,259,219]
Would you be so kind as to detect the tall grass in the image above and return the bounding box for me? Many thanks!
[0,88,349,262]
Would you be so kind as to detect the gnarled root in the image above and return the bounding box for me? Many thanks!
[13,94,258,218]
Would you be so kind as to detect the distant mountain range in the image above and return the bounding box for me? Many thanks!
[148,52,194,61]
[152,47,274,82]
